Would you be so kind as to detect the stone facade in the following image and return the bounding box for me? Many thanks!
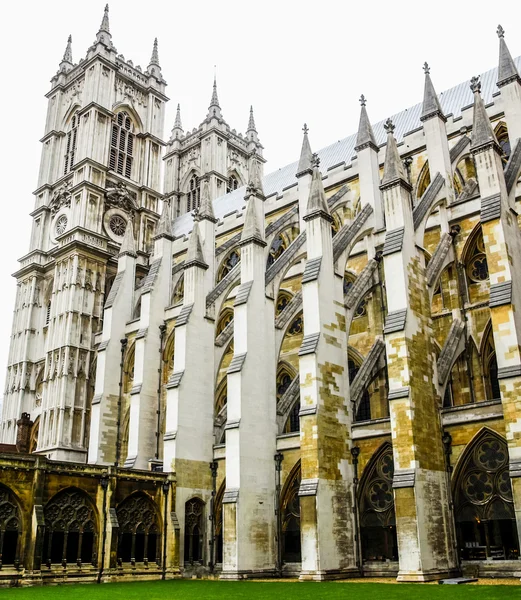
[1,8,521,585]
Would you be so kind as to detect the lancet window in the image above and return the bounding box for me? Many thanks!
[214,482,225,564]
[454,432,519,560]
[0,485,22,568]
[184,498,204,564]
[64,112,79,175]
[43,488,97,567]
[281,462,301,563]
[226,175,239,194]
[116,493,160,565]
[109,112,134,179]
[187,175,200,212]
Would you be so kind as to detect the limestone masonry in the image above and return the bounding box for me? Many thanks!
[1,5,521,585]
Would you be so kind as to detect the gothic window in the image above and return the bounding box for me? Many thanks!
[349,358,371,422]
[162,331,176,383]
[29,417,40,452]
[109,214,127,238]
[465,230,488,285]
[216,309,233,337]
[117,493,160,565]
[454,156,478,197]
[217,249,240,282]
[0,485,22,567]
[483,325,501,401]
[454,431,518,560]
[284,401,300,434]
[43,488,98,567]
[331,211,342,237]
[64,112,79,175]
[358,445,397,562]
[287,314,303,336]
[172,275,184,306]
[55,215,68,236]
[123,344,135,394]
[215,380,227,418]
[214,482,225,564]
[109,112,134,179]
[495,122,511,165]
[276,366,293,401]
[184,498,204,564]
[416,161,431,200]
[267,235,287,268]
[276,290,293,316]
[186,175,200,212]
[226,175,239,194]
[281,462,301,563]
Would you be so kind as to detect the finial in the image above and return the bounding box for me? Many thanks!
[383,118,395,134]
[423,62,430,75]
[359,95,366,107]
[173,104,183,131]
[209,74,220,109]
[100,4,110,33]
[247,105,257,132]
[497,24,505,38]
[470,76,481,94]
[312,153,320,168]
[61,35,73,65]
[149,37,160,67]
[302,123,309,134]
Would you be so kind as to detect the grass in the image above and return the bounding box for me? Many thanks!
[0,580,520,599]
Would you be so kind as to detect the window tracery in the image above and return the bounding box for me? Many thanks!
[117,493,160,565]
[495,122,511,165]
[64,112,79,175]
[276,290,293,316]
[184,498,204,564]
[187,175,200,212]
[172,275,184,306]
[465,230,488,284]
[214,482,225,564]
[43,488,97,566]
[226,175,239,194]
[483,325,500,401]
[281,463,301,563]
[0,485,22,567]
[109,112,134,179]
[217,249,240,282]
[287,315,303,336]
[216,309,233,336]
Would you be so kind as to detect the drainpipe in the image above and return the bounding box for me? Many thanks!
[274,452,284,575]
[351,446,362,573]
[97,473,109,584]
[156,323,167,460]
[208,461,218,573]
[115,338,128,467]
[162,479,171,580]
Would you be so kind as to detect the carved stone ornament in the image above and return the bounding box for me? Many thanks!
[105,181,137,215]
[50,181,73,215]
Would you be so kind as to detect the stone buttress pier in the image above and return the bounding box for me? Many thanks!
[298,160,357,580]
[380,120,457,581]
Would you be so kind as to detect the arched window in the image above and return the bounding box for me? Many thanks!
[216,309,233,337]
[117,493,161,565]
[284,402,300,434]
[43,488,98,567]
[358,444,397,562]
[217,249,240,282]
[30,416,40,453]
[109,112,134,179]
[215,380,227,419]
[172,275,184,306]
[214,482,225,564]
[267,235,287,268]
[64,112,79,175]
[184,498,204,564]
[0,485,22,567]
[276,366,294,401]
[287,314,303,336]
[187,175,200,212]
[331,211,343,237]
[454,155,478,197]
[281,462,301,563]
[349,357,371,422]
[454,431,518,560]
[466,232,488,285]
[483,325,501,401]
[495,122,511,165]
[226,175,239,194]
[276,290,293,316]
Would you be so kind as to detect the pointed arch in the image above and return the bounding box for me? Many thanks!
[281,460,301,563]
[116,492,161,565]
[184,497,205,564]
[480,320,500,401]
[226,170,243,193]
[109,109,137,179]
[494,121,511,164]
[357,442,397,562]
[111,102,144,133]
[214,479,225,563]
[216,247,240,282]
[415,159,431,200]
[0,484,23,567]
[452,427,518,560]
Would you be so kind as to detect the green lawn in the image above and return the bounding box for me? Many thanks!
[0,581,520,599]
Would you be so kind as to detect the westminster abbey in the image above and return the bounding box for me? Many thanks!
[1,4,521,586]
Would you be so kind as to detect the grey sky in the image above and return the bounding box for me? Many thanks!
[1,0,520,395]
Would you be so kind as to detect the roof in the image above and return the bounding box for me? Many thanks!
[172,56,521,238]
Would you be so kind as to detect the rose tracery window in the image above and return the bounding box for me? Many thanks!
[109,112,134,179]
[0,485,22,567]
[43,488,97,567]
[455,432,518,560]
[117,493,160,565]
[55,215,68,236]
[109,214,127,237]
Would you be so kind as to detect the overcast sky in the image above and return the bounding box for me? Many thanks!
[1,0,520,397]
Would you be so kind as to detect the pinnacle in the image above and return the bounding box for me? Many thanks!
[118,221,137,258]
[61,34,73,66]
[198,177,217,222]
[99,4,110,34]
[420,63,445,122]
[149,38,160,68]
[173,104,183,130]
[305,157,331,219]
[469,76,499,152]
[154,200,173,240]
[247,106,257,132]
[496,25,520,87]
[355,96,378,152]
[381,119,408,187]
[210,75,220,108]
[186,221,207,266]
[240,196,264,245]
[247,154,264,196]
[296,123,313,176]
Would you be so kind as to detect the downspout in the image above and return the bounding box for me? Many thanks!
[274,452,284,575]
[162,479,171,580]
[156,323,167,460]
[351,446,362,573]
[209,461,218,573]
[97,473,109,584]
[115,338,128,467]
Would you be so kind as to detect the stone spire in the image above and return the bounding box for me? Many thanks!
[174,104,183,130]
[185,221,207,267]
[148,38,160,68]
[198,177,217,222]
[496,25,521,87]
[96,4,111,44]
[469,76,499,152]
[381,119,408,187]
[297,124,313,177]
[355,95,378,152]
[118,221,137,258]
[154,200,173,240]
[240,194,264,245]
[60,35,73,70]
[247,152,264,196]
[247,106,257,133]
[420,63,445,122]
[207,75,222,119]
[306,155,331,219]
